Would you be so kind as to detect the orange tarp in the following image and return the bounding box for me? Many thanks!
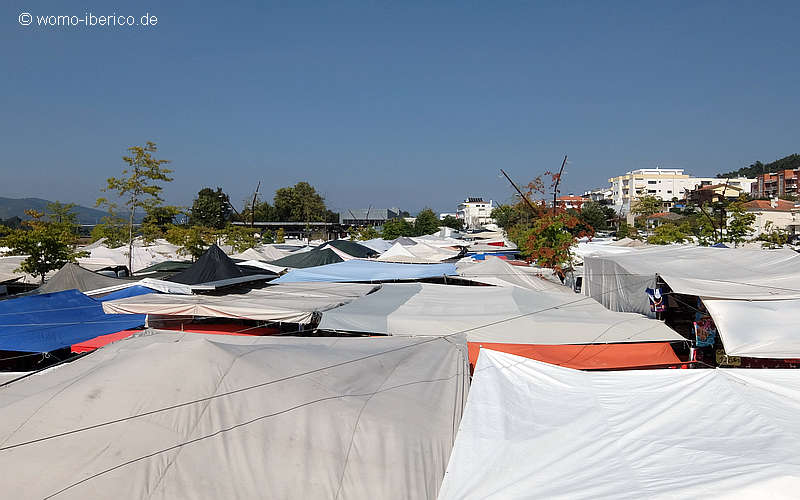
[467,342,682,370]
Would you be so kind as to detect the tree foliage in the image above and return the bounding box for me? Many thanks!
[647,223,688,245]
[190,187,232,229]
[349,225,381,241]
[413,208,440,236]
[440,215,464,231]
[96,142,173,269]
[756,221,789,249]
[1,209,84,282]
[381,218,414,240]
[631,195,662,218]
[165,225,216,260]
[718,153,800,178]
[274,182,327,223]
[726,202,756,247]
[521,212,590,275]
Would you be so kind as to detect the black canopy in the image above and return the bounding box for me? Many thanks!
[167,245,276,285]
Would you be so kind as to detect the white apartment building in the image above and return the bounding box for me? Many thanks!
[609,168,754,213]
[457,197,494,229]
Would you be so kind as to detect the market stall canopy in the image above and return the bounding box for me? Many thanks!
[456,257,571,293]
[269,247,344,269]
[36,263,136,295]
[0,331,468,499]
[583,246,800,358]
[0,290,145,352]
[272,260,458,284]
[377,242,460,263]
[167,244,276,285]
[315,239,379,259]
[103,282,380,324]
[359,238,395,253]
[440,349,800,499]
[318,283,685,345]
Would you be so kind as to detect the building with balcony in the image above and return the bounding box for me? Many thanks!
[457,198,494,229]
[750,169,799,199]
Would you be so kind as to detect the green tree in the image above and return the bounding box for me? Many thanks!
[2,210,84,283]
[616,221,638,240]
[413,208,440,236]
[190,187,232,229]
[275,227,285,243]
[91,211,128,248]
[349,225,381,241]
[726,202,756,247]
[521,212,589,276]
[631,196,662,218]
[165,225,216,260]
[440,215,464,231]
[222,224,259,253]
[381,218,414,239]
[97,142,173,271]
[141,204,182,243]
[273,182,327,223]
[45,201,79,238]
[575,201,612,232]
[647,223,688,245]
[757,221,789,249]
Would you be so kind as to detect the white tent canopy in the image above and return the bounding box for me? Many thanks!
[583,246,800,358]
[318,283,685,345]
[0,331,468,499]
[377,241,460,263]
[103,282,379,323]
[440,349,800,499]
[456,257,572,293]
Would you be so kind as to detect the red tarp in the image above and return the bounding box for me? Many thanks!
[467,342,682,370]
[72,324,281,352]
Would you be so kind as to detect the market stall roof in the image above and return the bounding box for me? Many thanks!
[167,245,276,285]
[318,283,685,344]
[103,282,380,323]
[456,257,571,293]
[269,247,344,269]
[0,289,145,352]
[377,241,459,263]
[272,260,457,284]
[0,331,468,499]
[315,239,379,258]
[36,263,136,295]
[440,349,800,499]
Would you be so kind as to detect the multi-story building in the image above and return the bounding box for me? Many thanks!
[751,169,799,199]
[742,199,800,237]
[583,187,613,203]
[609,168,754,213]
[552,195,587,210]
[457,198,494,229]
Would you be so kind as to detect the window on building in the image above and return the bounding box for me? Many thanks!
[648,180,657,184]
[648,189,657,194]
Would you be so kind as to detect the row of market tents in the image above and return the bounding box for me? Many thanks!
[1,234,800,497]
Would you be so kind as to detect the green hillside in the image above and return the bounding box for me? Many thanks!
[0,197,111,225]
[718,154,800,178]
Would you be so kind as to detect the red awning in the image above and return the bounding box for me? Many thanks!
[467,342,682,370]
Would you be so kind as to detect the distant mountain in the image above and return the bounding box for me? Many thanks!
[717,154,800,178]
[0,197,116,225]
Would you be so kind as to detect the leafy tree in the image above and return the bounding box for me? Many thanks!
[190,187,232,229]
[616,222,638,240]
[239,197,277,224]
[91,211,128,248]
[413,208,440,236]
[381,218,414,239]
[521,212,589,276]
[575,201,612,232]
[45,202,79,238]
[756,221,789,249]
[631,195,662,218]
[273,182,327,223]
[2,210,84,282]
[718,154,800,178]
[141,205,182,243]
[349,225,381,241]
[165,225,215,260]
[97,142,173,271]
[221,224,260,253]
[440,215,464,231]
[647,223,688,245]
[275,228,285,243]
[490,205,521,230]
[726,202,756,247]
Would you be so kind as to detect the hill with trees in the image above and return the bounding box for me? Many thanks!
[717,153,800,178]
[0,197,113,225]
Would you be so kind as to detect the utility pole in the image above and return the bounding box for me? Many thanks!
[499,169,538,213]
[250,180,261,228]
[552,155,568,216]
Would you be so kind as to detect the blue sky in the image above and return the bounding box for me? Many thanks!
[3,1,798,215]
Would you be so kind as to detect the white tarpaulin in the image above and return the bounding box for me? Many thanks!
[103,282,379,323]
[439,349,800,500]
[456,257,572,294]
[583,246,800,358]
[377,242,459,263]
[319,283,685,344]
[0,330,469,499]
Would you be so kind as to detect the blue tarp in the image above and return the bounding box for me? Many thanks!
[96,285,156,302]
[711,243,729,248]
[272,260,458,284]
[0,289,145,352]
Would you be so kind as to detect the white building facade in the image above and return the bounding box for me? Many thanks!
[457,198,495,229]
[609,168,754,214]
